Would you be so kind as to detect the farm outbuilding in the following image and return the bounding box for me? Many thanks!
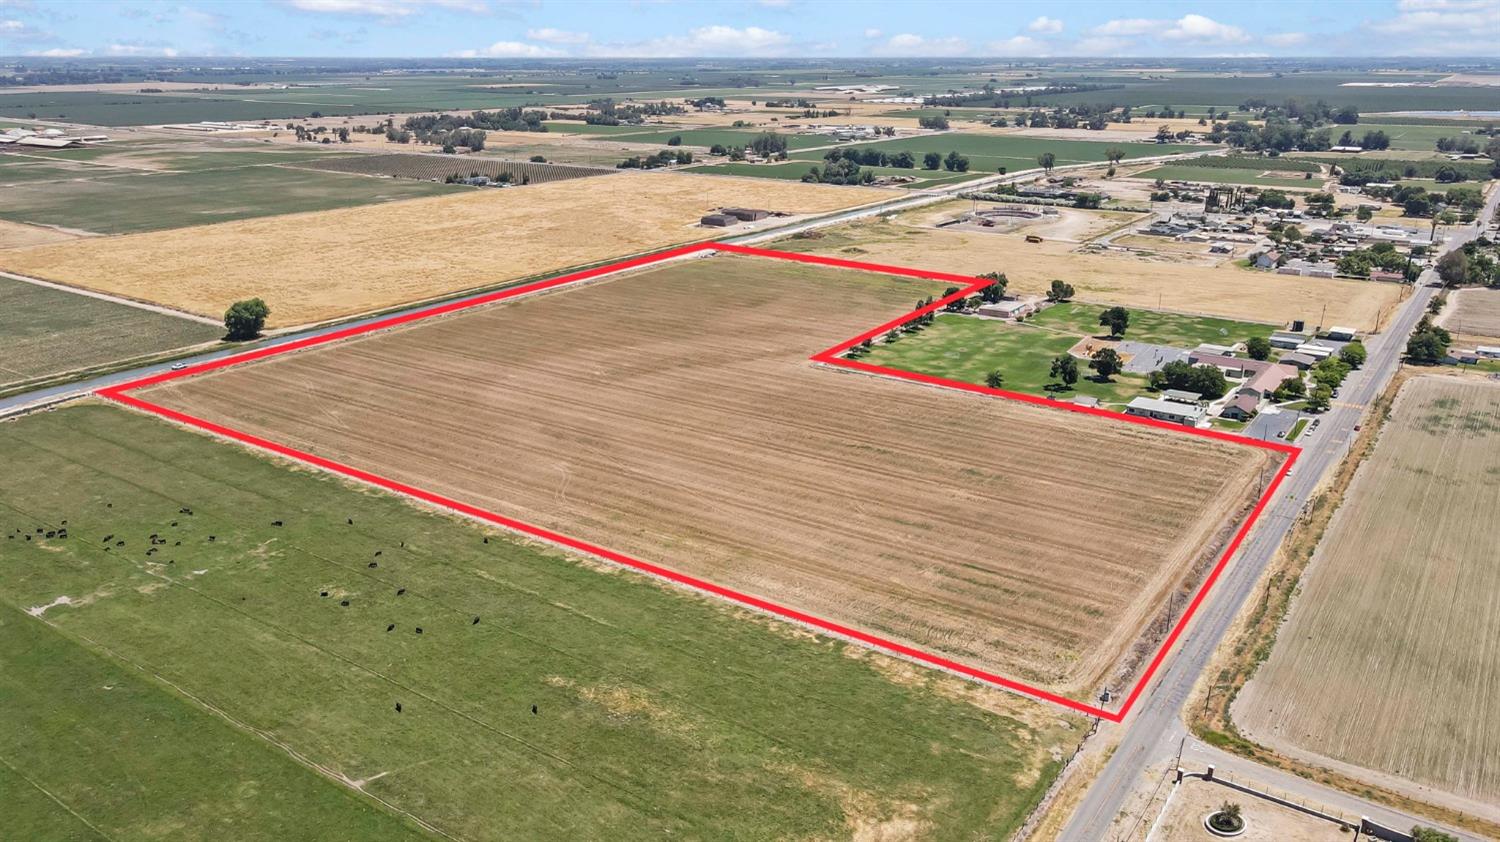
[700,213,738,227]
[721,207,770,221]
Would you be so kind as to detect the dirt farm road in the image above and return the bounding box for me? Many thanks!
[1059,185,1500,842]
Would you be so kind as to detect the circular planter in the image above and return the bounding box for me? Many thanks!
[1203,811,1246,838]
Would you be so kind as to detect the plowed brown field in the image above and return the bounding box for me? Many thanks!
[1235,375,1500,817]
[142,255,1272,696]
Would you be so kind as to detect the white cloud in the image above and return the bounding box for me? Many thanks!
[586,25,793,57]
[1162,14,1251,43]
[284,0,487,17]
[29,46,85,57]
[104,43,179,56]
[870,32,969,57]
[1369,0,1498,34]
[454,40,563,58]
[1264,31,1309,47]
[1027,16,1063,35]
[987,35,1049,56]
[0,16,51,41]
[1090,18,1158,36]
[526,27,588,44]
[863,27,881,38]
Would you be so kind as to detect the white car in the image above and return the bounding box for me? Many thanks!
[170,362,189,371]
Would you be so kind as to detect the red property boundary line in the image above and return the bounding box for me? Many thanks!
[99,241,1299,723]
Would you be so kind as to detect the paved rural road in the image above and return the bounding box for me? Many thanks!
[0,144,1221,419]
[1059,186,1500,842]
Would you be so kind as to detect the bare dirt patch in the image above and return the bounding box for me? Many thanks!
[142,255,1272,697]
[0,171,889,328]
[0,219,80,250]
[1441,286,1500,346]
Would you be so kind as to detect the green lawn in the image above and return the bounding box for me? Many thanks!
[1027,303,1276,348]
[1287,417,1310,441]
[862,314,1150,405]
[1133,164,1320,188]
[0,405,1078,841]
[0,276,223,387]
[0,158,105,184]
[0,165,455,235]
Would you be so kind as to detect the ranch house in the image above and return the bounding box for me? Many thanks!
[1125,396,1207,427]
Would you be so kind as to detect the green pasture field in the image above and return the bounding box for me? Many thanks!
[0,405,1080,841]
[1132,164,1319,188]
[0,604,428,841]
[862,313,1150,405]
[691,160,976,188]
[1354,123,1489,152]
[1027,302,1276,348]
[540,121,660,135]
[0,157,106,185]
[0,277,221,387]
[0,164,455,235]
[788,133,1202,173]
[38,145,360,172]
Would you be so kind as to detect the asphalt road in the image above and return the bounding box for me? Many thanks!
[1059,187,1500,841]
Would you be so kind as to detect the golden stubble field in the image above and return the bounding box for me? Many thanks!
[780,214,1404,331]
[0,171,889,328]
[142,255,1272,697]
[1234,375,1500,817]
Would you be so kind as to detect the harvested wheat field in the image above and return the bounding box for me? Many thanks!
[0,219,79,250]
[0,171,888,328]
[1235,375,1500,819]
[1441,286,1500,346]
[775,218,1402,331]
[142,254,1273,697]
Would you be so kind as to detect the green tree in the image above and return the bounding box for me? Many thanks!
[224,298,270,342]
[1104,146,1125,165]
[984,370,1004,389]
[978,272,1008,302]
[1306,384,1333,412]
[1339,341,1367,368]
[1436,250,1470,287]
[1245,336,1272,361]
[943,150,970,172]
[1089,348,1124,381]
[1046,280,1075,302]
[1050,355,1079,388]
[1411,827,1458,842]
[666,135,682,146]
[1098,306,1130,337]
[922,151,942,170]
[1037,152,1056,174]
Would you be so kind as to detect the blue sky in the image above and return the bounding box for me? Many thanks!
[2,1,1497,60]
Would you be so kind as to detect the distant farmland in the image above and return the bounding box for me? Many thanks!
[141,254,1274,696]
[294,153,613,185]
[0,276,221,389]
[0,405,1081,840]
[1235,376,1500,817]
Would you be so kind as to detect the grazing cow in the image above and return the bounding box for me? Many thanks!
[395,702,402,713]
[531,705,538,715]
[396,588,405,596]
[414,627,423,635]
[387,624,395,632]
[373,550,382,557]
[272,520,283,527]
[368,562,378,569]
[320,591,329,597]
[472,617,480,625]
[340,600,350,607]
[483,538,489,544]
[347,518,353,525]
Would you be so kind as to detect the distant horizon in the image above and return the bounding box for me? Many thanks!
[2,0,1496,61]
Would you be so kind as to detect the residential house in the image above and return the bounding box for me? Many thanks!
[1125,396,1207,426]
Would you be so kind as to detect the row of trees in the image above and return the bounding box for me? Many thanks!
[1436,239,1500,288]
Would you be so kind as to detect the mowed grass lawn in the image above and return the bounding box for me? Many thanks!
[1133,164,1319,188]
[1028,302,1276,347]
[0,405,1080,841]
[0,276,222,387]
[0,165,456,235]
[864,314,1150,405]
